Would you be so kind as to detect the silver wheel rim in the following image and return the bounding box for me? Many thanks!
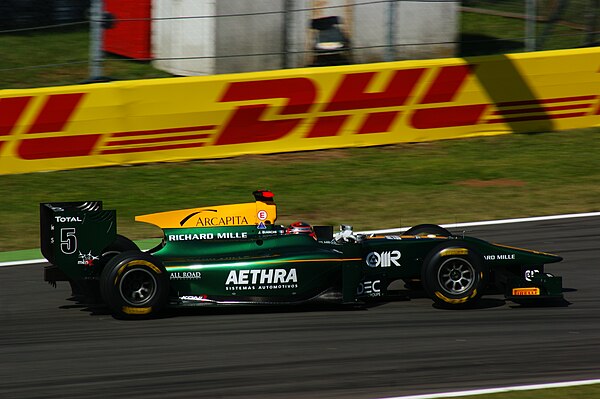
[119,268,157,306]
[437,257,476,295]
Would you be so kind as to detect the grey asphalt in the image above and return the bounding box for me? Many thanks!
[1,217,599,398]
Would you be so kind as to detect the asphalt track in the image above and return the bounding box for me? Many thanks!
[1,216,599,399]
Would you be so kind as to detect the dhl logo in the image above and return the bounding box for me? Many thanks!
[0,63,598,163]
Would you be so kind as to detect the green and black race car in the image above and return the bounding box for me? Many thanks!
[40,190,564,318]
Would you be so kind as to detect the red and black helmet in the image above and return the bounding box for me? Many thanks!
[286,221,316,240]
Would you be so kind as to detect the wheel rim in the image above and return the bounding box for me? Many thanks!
[437,257,476,295]
[119,268,157,306]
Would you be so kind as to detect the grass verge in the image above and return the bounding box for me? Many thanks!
[0,27,169,89]
[1,127,599,252]
[456,383,600,399]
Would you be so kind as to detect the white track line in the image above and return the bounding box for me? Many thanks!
[0,258,48,268]
[2,211,600,268]
[357,211,600,235]
[377,378,600,399]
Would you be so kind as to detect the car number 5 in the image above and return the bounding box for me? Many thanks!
[60,227,77,254]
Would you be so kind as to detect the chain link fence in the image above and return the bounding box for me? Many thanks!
[461,0,599,55]
[0,0,597,89]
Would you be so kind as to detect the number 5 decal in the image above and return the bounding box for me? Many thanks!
[60,227,77,254]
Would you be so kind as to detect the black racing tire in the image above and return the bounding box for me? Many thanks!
[96,234,140,274]
[80,235,140,304]
[100,251,169,318]
[421,243,487,308]
[401,225,452,290]
[404,224,452,237]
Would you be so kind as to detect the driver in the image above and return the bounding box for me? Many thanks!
[286,221,317,240]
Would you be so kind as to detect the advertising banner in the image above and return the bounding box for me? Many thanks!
[1,47,599,175]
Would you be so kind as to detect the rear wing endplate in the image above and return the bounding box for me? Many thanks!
[40,202,116,279]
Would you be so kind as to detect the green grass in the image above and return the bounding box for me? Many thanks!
[0,27,169,89]
[2,128,600,252]
[455,383,600,399]
[460,11,586,56]
[463,0,589,27]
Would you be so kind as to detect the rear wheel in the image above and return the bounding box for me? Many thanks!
[421,244,487,308]
[75,235,140,303]
[100,251,168,318]
[101,234,139,261]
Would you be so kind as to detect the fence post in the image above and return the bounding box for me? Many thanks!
[89,0,104,80]
[283,0,292,68]
[586,0,600,46]
[386,0,397,61]
[525,0,537,51]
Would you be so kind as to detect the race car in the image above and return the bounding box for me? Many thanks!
[40,190,564,318]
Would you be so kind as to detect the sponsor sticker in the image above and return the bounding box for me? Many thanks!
[225,268,298,290]
[170,272,202,280]
[180,295,208,301]
[524,269,540,282]
[512,287,541,296]
[77,251,99,266]
[366,251,401,267]
[168,232,248,241]
[484,254,516,261]
[54,216,83,223]
[357,280,381,296]
[257,210,268,221]
[195,215,248,227]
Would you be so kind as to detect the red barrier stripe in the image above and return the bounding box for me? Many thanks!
[492,103,591,116]
[357,111,399,134]
[27,93,85,134]
[100,141,206,155]
[324,68,425,111]
[411,105,487,129]
[0,97,32,136]
[105,133,212,147]
[306,115,348,138]
[220,78,315,115]
[111,125,216,138]
[487,112,589,124]
[497,95,597,107]
[419,65,472,104]
[17,135,101,160]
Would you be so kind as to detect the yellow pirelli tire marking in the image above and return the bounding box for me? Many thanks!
[440,248,469,257]
[122,306,153,315]
[435,289,478,304]
[114,259,162,285]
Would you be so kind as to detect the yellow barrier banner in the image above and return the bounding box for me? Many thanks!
[1,47,599,175]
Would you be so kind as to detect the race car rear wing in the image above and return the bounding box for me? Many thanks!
[40,202,116,280]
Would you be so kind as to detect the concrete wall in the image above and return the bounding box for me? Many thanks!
[395,0,458,60]
[215,0,285,73]
[152,0,216,76]
[350,0,458,63]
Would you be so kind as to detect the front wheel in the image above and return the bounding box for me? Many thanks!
[421,245,487,308]
[100,251,169,318]
[404,224,452,237]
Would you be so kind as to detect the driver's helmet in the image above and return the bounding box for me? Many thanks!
[286,221,317,240]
